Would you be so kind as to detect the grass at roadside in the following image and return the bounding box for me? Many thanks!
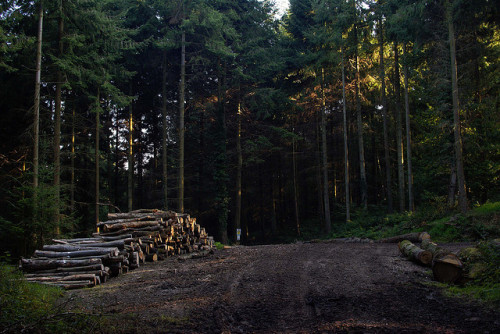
[0,261,98,334]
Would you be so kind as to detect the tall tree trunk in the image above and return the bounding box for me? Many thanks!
[162,51,168,210]
[403,44,414,211]
[95,89,100,225]
[354,27,367,210]
[114,109,119,209]
[379,20,393,213]
[53,0,64,233]
[215,61,228,244]
[235,101,242,242]
[315,111,324,221]
[341,52,350,222]
[448,162,457,208]
[70,107,75,213]
[33,0,43,191]
[292,128,300,236]
[178,31,186,213]
[137,120,143,208]
[128,84,133,212]
[446,1,468,213]
[394,43,405,212]
[320,69,332,233]
[105,101,113,209]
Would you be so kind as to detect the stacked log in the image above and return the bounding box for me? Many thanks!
[421,239,463,284]
[398,240,433,266]
[19,209,214,289]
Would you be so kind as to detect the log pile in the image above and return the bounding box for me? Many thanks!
[19,209,214,289]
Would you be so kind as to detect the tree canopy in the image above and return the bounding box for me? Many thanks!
[0,0,498,256]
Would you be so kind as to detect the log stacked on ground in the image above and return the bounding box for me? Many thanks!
[394,232,464,284]
[19,209,214,289]
[378,232,431,243]
[421,239,463,284]
[398,240,433,266]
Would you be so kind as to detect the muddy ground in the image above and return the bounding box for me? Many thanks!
[66,242,499,333]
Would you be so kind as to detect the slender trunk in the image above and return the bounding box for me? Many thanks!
[53,0,64,233]
[394,43,405,212]
[354,27,367,210]
[320,68,332,233]
[446,2,468,213]
[106,102,113,209]
[235,101,242,242]
[292,128,300,236]
[315,112,324,221]
[114,109,119,208]
[178,31,186,213]
[137,120,143,208]
[341,51,350,222]
[70,107,75,213]
[270,169,277,235]
[379,20,393,212]
[33,1,43,190]
[403,44,414,211]
[216,60,228,244]
[95,89,100,225]
[162,51,168,210]
[128,84,133,212]
[448,162,457,208]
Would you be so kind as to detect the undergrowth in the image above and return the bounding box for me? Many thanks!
[0,260,96,333]
[330,201,500,242]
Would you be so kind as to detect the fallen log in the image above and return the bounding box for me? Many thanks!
[39,280,95,289]
[52,237,102,244]
[34,248,118,258]
[69,240,126,249]
[101,234,133,241]
[102,221,161,232]
[107,210,175,220]
[377,232,431,243]
[421,239,463,283]
[42,244,118,253]
[24,270,106,278]
[20,258,102,272]
[25,274,98,283]
[97,216,157,227]
[177,249,212,261]
[32,264,104,274]
[145,253,158,262]
[398,240,432,266]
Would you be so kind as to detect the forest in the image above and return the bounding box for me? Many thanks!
[0,0,498,258]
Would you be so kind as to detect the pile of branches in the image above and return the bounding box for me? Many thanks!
[19,209,214,289]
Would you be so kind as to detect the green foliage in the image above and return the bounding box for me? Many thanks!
[214,241,225,250]
[331,202,500,242]
[444,241,500,307]
[0,168,76,258]
[0,263,94,333]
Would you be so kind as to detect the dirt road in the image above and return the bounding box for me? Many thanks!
[67,242,499,333]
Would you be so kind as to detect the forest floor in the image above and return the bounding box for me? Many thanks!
[66,242,500,333]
